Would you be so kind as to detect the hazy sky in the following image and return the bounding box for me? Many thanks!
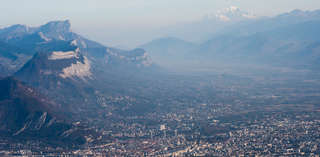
[1,0,320,47]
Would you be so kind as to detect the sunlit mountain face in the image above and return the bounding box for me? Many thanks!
[204,6,257,22]
[0,20,153,74]
[0,20,157,150]
[1,4,320,156]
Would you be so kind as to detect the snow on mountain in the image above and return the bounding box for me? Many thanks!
[205,6,257,22]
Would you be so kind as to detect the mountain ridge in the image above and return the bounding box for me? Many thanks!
[0,20,154,76]
[0,77,92,147]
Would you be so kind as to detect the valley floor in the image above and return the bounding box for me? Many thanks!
[1,68,320,156]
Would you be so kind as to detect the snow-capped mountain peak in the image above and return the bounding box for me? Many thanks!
[206,6,256,22]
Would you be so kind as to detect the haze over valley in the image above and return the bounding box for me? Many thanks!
[1,1,320,156]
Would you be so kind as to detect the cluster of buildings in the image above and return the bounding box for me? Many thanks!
[1,100,320,156]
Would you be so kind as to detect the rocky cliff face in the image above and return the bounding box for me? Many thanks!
[0,77,89,146]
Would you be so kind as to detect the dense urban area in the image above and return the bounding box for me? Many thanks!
[1,70,320,156]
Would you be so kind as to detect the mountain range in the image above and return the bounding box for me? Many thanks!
[141,8,320,70]
[0,20,153,76]
[0,20,155,145]
[0,20,155,109]
[157,6,257,43]
[1,8,320,148]
[140,37,197,66]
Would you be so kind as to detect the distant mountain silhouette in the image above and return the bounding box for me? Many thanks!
[141,9,320,70]
[140,37,196,65]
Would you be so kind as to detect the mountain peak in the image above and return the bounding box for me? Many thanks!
[40,20,71,33]
[276,8,320,20]
[36,20,74,41]
[5,24,29,31]
[291,9,304,14]
[0,24,35,41]
[206,6,256,22]
[15,40,93,82]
